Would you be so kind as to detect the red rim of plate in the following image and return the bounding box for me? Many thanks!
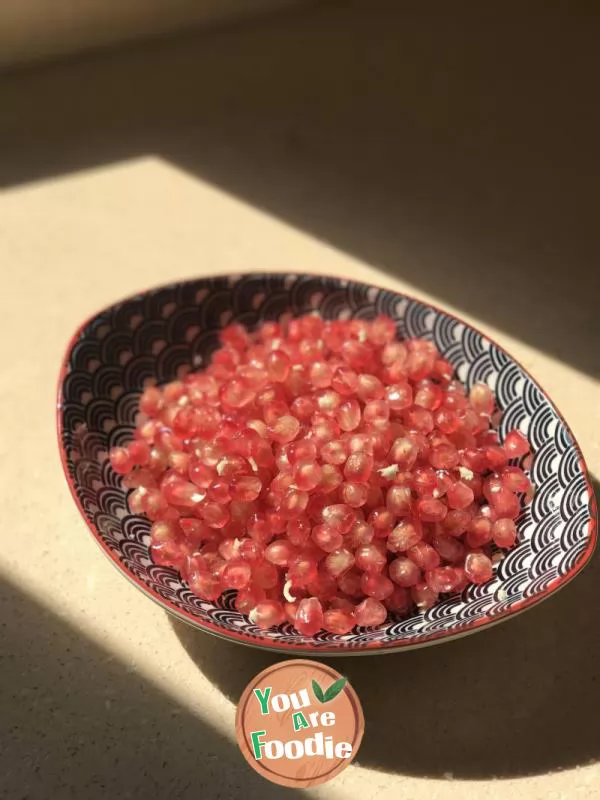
[55,272,598,655]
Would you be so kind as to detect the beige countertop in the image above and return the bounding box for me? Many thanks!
[1,3,599,798]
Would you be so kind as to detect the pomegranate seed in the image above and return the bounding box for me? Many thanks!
[465,552,493,584]
[295,597,324,635]
[500,466,532,493]
[293,461,323,491]
[323,608,355,634]
[407,542,441,570]
[492,518,517,548]
[504,429,530,458]
[416,498,448,522]
[432,533,465,563]
[321,504,356,534]
[360,572,394,600]
[110,447,134,475]
[331,367,358,396]
[344,452,374,482]
[389,557,421,587]
[312,525,344,552]
[230,475,262,502]
[236,584,267,612]
[265,539,296,567]
[425,566,462,594]
[288,553,319,586]
[337,399,361,431]
[252,561,279,589]
[412,582,438,611]
[221,559,252,589]
[446,481,475,510]
[355,597,387,627]
[386,485,413,516]
[324,548,355,578]
[387,519,421,552]
[355,543,387,573]
[249,600,285,628]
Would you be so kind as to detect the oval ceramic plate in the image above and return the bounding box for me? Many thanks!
[57,274,597,654]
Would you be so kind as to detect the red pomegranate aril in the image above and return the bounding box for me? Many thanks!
[162,477,206,508]
[331,367,358,396]
[341,340,374,370]
[238,538,263,562]
[504,429,530,458]
[492,518,517,548]
[489,487,521,519]
[384,585,411,614]
[389,557,421,587]
[236,584,267,612]
[338,568,364,598]
[287,553,319,586]
[429,444,460,470]
[355,597,387,627]
[368,507,396,538]
[360,572,394,601]
[446,481,475,510]
[286,516,312,546]
[432,533,465,563]
[324,548,355,578]
[110,446,134,475]
[252,561,279,589]
[265,539,295,567]
[386,485,413,516]
[230,475,262,502]
[465,552,493,584]
[321,504,356,534]
[266,350,291,382]
[425,566,462,594]
[346,520,375,548]
[412,582,438,611]
[500,466,532,493]
[293,461,323,491]
[344,451,374,482]
[386,383,413,412]
[321,439,349,465]
[249,600,285,628]
[355,543,387,573]
[323,608,355,634]
[221,559,252,589]
[188,571,222,600]
[340,482,369,508]
[295,597,324,635]
[267,415,300,444]
[387,519,422,552]
[307,569,337,600]
[407,542,441,570]
[469,383,494,416]
[312,525,344,553]
[466,515,493,547]
[442,509,472,536]
[279,488,309,519]
[414,380,443,411]
[411,466,437,496]
[416,498,447,522]
[337,399,361,431]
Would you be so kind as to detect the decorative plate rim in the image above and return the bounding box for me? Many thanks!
[56,272,598,655]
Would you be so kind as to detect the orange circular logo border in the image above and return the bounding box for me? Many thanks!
[235,659,364,788]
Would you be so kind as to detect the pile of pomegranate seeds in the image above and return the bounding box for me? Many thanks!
[110,314,533,636]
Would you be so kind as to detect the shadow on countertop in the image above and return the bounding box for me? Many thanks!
[1,0,599,376]
[0,575,299,800]
[171,479,600,780]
